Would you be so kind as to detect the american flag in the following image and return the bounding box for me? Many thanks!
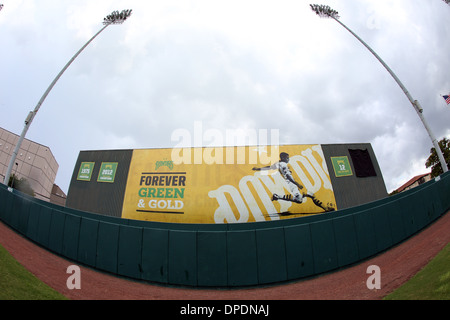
[443,95,450,105]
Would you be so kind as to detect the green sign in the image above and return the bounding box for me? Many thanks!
[97,162,118,183]
[77,162,95,181]
[331,156,353,177]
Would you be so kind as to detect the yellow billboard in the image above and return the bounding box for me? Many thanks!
[121,144,336,224]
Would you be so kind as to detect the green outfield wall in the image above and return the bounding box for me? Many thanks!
[1,171,449,288]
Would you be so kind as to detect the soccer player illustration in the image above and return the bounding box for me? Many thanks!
[252,152,335,213]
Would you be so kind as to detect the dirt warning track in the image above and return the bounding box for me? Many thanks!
[1,210,449,300]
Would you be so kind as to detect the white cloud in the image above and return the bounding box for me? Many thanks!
[1,0,449,195]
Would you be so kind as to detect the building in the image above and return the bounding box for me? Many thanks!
[0,127,66,204]
[66,143,388,223]
[395,172,432,193]
[50,183,67,206]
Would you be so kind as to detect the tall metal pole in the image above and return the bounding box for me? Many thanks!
[3,25,109,186]
[332,16,448,174]
[3,9,132,186]
[310,4,448,174]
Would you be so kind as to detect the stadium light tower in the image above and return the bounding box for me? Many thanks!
[310,4,448,174]
[3,9,132,186]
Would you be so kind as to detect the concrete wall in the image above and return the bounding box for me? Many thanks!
[322,143,387,209]
[65,149,133,217]
[65,144,388,220]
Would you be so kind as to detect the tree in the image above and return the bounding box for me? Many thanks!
[425,137,450,178]
[8,174,35,197]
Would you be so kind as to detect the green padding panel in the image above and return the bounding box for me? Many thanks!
[118,225,143,279]
[424,185,442,221]
[77,218,99,267]
[17,199,30,235]
[434,182,447,217]
[387,201,406,245]
[371,206,393,252]
[4,191,14,224]
[7,194,30,234]
[9,195,26,233]
[439,175,450,210]
[168,230,197,286]
[333,215,359,267]
[409,195,429,233]
[256,228,288,284]
[4,193,14,225]
[197,231,227,287]
[428,201,441,223]
[37,206,52,247]
[96,222,120,274]
[18,196,31,232]
[416,198,432,231]
[48,210,66,254]
[284,224,314,280]
[310,219,338,274]
[0,187,6,220]
[354,210,377,259]
[3,191,15,225]
[142,228,169,283]
[26,202,41,242]
[227,231,258,286]
[398,195,422,236]
[62,214,81,261]
[8,195,22,229]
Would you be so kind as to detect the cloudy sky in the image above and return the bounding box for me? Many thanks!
[1,0,449,195]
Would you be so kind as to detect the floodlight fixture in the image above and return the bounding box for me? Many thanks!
[310,3,448,174]
[103,9,132,25]
[310,4,339,19]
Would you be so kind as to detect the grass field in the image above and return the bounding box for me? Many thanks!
[0,244,68,300]
[384,242,450,300]
[1,241,449,300]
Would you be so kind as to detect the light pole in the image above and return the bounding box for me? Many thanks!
[310,4,448,174]
[3,9,132,186]
[10,163,18,189]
